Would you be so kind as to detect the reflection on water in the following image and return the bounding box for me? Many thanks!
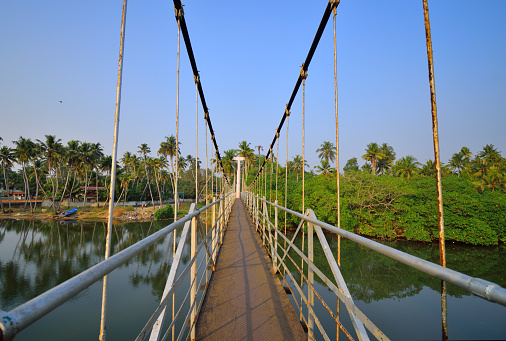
[282,232,506,340]
[0,219,190,340]
[1,220,505,340]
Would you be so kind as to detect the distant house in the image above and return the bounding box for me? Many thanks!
[79,187,105,202]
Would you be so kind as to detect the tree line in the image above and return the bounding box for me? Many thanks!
[246,141,506,246]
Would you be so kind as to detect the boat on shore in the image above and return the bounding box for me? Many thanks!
[60,207,78,217]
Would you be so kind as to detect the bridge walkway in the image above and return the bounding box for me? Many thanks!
[195,199,306,341]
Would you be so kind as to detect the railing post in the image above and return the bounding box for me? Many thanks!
[255,195,259,229]
[218,200,223,246]
[274,200,278,273]
[262,197,266,246]
[212,196,216,263]
[308,210,314,340]
[190,213,197,340]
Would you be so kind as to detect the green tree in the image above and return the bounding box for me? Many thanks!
[138,143,154,207]
[316,141,336,164]
[377,143,396,175]
[0,146,15,211]
[343,157,359,173]
[362,142,384,175]
[393,156,420,179]
[36,135,63,211]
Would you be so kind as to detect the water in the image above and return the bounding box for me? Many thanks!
[0,219,197,340]
[1,219,505,340]
[282,233,506,340]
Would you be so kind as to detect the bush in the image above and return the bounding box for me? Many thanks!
[154,205,174,220]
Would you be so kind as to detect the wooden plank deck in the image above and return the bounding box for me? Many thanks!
[196,199,306,341]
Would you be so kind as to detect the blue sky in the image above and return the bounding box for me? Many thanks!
[1,0,505,171]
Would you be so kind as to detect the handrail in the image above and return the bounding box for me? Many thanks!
[249,193,506,307]
[0,193,235,341]
[243,191,506,340]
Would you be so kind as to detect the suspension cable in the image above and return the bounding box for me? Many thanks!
[195,78,198,205]
[174,15,180,223]
[333,6,341,266]
[249,1,340,188]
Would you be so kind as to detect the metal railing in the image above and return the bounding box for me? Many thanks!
[0,193,235,341]
[243,192,506,341]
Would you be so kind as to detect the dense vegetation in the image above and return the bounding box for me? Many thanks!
[1,135,504,245]
[247,142,506,246]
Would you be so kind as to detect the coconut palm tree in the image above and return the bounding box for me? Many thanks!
[449,152,464,176]
[315,159,332,178]
[36,135,63,211]
[12,137,33,210]
[59,140,80,207]
[0,146,14,211]
[221,149,237,181]
[79,142,94,205]
[316,141,336,164]
[138,143,154,207]
[158,135,180,194]
[393,156,421,179]
[91,143,104,205]
[362,142,384,175]
[377,143,396,175]
[291,155,307,183]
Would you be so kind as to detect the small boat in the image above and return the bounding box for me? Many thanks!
[60,207,78,217]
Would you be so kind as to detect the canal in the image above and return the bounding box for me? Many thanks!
[0,219,505,340]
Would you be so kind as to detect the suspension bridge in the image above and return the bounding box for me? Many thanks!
[1,1,506,340]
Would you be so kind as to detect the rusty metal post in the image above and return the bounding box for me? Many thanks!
[99,1,127,339]
[422,1,447,340]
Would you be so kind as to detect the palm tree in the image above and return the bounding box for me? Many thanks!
[138,143,154,207]
[91,143,104,205]
[315,159,332,178]
[362,142,384,175]
[0,146,15,210]
[316,141,336,164]
[158,135,180,196]
[237,141,254,181]
[478,144,500,161]
[393,155,421,179]
[420,159,435,177]
[449,152,464,176]
[59,140,80,207]
[79,142,93,205]
[12,137,33,210]
[37,135,63,211]
[221,149,237,180]
[377,143,396,175]
[291,155,307,183]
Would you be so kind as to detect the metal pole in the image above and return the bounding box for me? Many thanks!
[308,214,314,339]
[422,1,447,339]
[274,200,278,273]
[99,1,127,339]
[190,214,197,340]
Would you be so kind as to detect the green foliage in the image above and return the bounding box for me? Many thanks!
[153,205,174,220]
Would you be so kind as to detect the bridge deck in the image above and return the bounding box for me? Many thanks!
[196,199,306,341]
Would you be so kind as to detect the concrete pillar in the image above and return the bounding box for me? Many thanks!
[233,157,245,199]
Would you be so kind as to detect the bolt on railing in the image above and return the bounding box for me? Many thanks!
[0,193,235,341]
[243,191,506,341]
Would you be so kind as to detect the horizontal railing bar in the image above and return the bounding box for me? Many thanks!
[0,195,230,341]
[252,194,506,307]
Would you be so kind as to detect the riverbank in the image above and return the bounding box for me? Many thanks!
[0,206,157,222]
